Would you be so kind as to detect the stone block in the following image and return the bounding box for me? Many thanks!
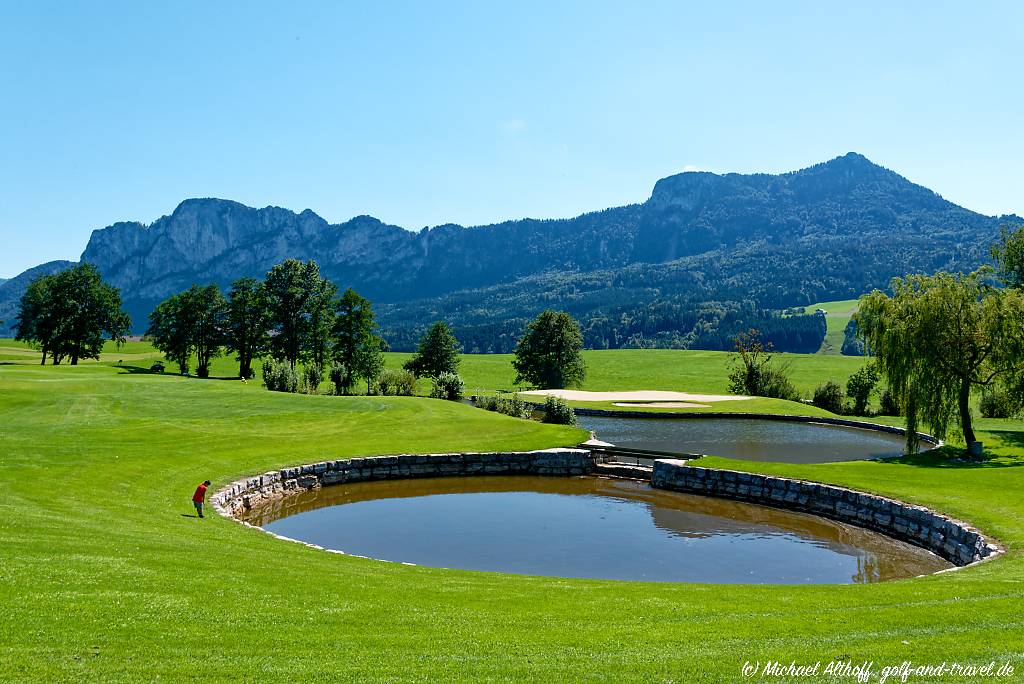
[321,471,346,485]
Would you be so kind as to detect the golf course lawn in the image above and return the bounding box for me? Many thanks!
[2,360,1023,682]
[3,338,872,395]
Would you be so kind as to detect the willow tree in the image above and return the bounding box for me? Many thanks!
[991,222,1024,289]
[856,269,1024,453]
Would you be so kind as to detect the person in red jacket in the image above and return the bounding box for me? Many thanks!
[192,480,211,518]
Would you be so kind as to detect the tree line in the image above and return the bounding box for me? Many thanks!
[145,259,388,390]
[12,255,591,396]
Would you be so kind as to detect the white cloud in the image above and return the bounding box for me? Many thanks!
[682,164,702,172]
[499,119,528,135]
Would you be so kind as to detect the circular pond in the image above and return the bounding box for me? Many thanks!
[242,476,951,583]
[577,415,910,463]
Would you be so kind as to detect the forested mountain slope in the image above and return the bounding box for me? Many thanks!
[1,153,1017,352]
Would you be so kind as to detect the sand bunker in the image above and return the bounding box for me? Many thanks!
[610,401,711,409]
[520,389,750,403]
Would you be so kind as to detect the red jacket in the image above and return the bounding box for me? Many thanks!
[192,483,208,503]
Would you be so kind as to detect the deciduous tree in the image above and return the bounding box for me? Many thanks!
[147,284,227,377]
[332,288,384,393]
[263,259,323,368]
[225,278,270,379]
[14,277,60,364]
[991,222,1024,289]
[512,310,586,389]
[15,264,129,365]
[857,269,1024,453]
[403,321,460,379]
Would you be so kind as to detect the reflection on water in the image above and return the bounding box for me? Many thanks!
[243,476,950,583]
[578,416,908,463]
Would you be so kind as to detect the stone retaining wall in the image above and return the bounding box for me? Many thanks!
[651,459,1001,566]
[213,448,593,517]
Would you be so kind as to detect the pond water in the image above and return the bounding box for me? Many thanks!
[244,476,950,583]
[577,415,909,463]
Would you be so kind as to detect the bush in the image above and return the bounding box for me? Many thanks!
[980,387,1020,419]
[879,387,902,416]
[330,362,353,395]
[378,369,417,396]
[430,372,464,401]
[262,358,299,393]
[474,394,530,419]
[846,362,880,416]
[812,380,845,414]
[760,366,801,402]
[541,395,576,425]
[301,365,324,394]
[726,331,799,401]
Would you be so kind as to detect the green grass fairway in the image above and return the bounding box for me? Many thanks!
[805,298,861,355]
[3,339,873,398]
[2,361,1023,681]
[389,349,871,399]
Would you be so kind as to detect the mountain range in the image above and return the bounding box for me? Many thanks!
[1,153,1019,353]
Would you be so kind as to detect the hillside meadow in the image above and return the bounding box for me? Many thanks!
[804,298,860,355]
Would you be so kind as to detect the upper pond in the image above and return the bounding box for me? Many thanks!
[577,415,909,463]
[243,476,950,583]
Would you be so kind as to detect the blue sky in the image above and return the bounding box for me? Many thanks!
[1,1,1021,278]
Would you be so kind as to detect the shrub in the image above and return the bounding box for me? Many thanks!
[812,380,845,414]
[262,358,299,393]
[846,362,880,416]
[474,394,530,419]
[879,387,902,416]
[541,395,576,425]
[760,366,801,402]
[301,365,324,394]
[378,369,417,396]
[726,330,799,401]
[430,372,464,401]
[474,395,497,410]
[980,387,1020,419]
[330,362,353,395]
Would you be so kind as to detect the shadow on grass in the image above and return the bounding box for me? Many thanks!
[115,364,240,381]
[987,429,1024,450]
[116,365,161,375]
[180,514,201,519]
[887,444,1024,469]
